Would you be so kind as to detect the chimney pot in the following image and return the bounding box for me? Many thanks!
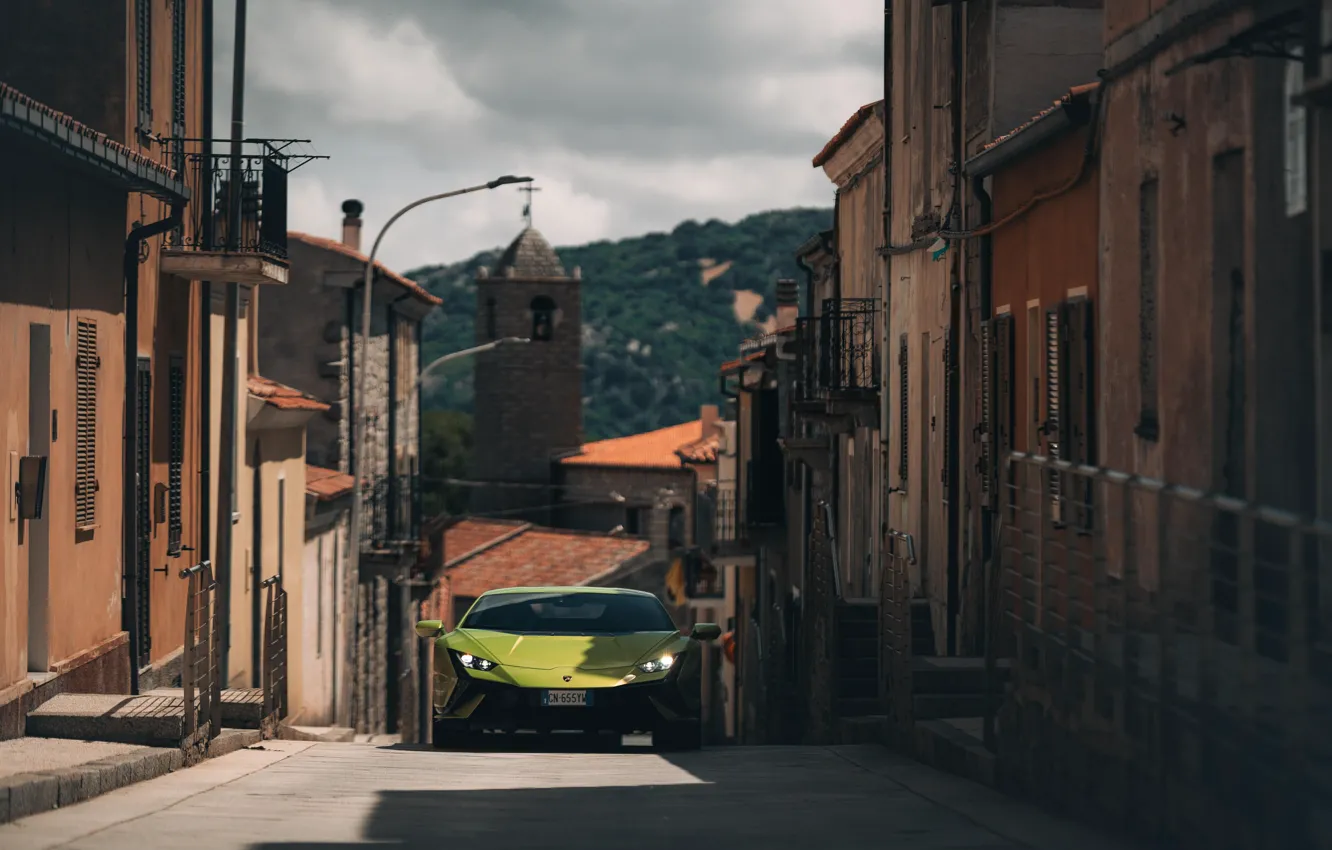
[775,278,800,328]
[341,199,364,252]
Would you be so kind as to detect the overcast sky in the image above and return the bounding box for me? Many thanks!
[212,1,882,272]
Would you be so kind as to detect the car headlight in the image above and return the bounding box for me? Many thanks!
[455,651,499,672]
[637,654,676,674]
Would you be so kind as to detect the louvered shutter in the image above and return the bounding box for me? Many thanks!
[171,0,186,140]
[74,321,99,529]
[1045,307,1064,522]
[1067,298,1095,531]
[168,356,185,556]
[992,314,1016,512]
[942,326,952,488]
[979,320,993,507]
[898,333,909,484]
[136,0,152,134]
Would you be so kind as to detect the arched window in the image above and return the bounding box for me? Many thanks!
[485,297,497,339]
[530,295,557,342]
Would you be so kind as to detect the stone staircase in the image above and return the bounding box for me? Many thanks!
[26,688,266,746]
[910,656,1010,720]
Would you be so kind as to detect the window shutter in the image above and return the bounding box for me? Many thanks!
[992,314,1015,510]
[1067,298,1095,530]
[136,0,153,135]
[171,0,187,140]
[941,326,952,488]
[898,333,909,484]
[168,356,185,556]
[74,320,99,529]
[1045,306,1064,521]
[979,320,993,507]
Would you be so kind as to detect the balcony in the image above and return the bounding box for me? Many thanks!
[793,299,880,430]
[362,473,421,555]
[160,139,323,286]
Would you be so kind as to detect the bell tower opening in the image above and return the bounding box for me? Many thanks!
[530,295,557,341]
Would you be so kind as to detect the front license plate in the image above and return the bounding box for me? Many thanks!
[541,690,591,707]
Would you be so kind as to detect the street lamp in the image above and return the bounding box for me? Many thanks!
[419,337,530,383]
[349,176,533,586]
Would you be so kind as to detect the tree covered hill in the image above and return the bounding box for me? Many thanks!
[408,207,831,440]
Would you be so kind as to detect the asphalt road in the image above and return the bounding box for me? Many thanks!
[0,738,1144,850]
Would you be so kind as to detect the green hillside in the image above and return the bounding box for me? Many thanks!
[408,207,832,440]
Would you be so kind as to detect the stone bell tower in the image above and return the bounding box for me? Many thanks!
[470,226,583,517]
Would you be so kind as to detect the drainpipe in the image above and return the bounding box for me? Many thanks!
[199,0,214,589]
[880,0,893,486]
[974,175,994,573]
[944,0,964,656]
[124,207,183,695]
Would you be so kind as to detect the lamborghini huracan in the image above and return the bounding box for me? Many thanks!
[415,586,720,751]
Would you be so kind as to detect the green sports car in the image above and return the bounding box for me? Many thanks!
[415,586,720,751]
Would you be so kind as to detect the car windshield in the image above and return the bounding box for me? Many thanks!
[460,591,677,635]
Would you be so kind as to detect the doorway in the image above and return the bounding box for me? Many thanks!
[133,357,152,670]
[26,324,51,672]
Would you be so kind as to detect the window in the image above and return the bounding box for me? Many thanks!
[316,537,324,657]
[167,356,185,556]
[277,474,286,579]
[668,505,686,549]
[530,295,556,341]
[1136,178,1161,440]
[941,326,952,491]
[171,0,187,140]
[979,313,1016,508]
[898,334,908,484]
[136,0,152,135]
[1061,298,1096,530]
[1044,308,1063,520]
[74,320,99,529]
[460,590,677,634]
[485,297,497,340]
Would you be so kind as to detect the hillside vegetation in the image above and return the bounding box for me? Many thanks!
[409,207,831,440]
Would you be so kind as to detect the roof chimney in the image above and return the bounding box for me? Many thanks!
[341,199,364,252]
[775,278,800,329]
[700,404,718,436]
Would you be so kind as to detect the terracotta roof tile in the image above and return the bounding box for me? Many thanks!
[287,231,443,306]
[444,518,530,562]
[980,83,1099,154]
[248,374,330,411]
[0,82,179,182]
[446,523,651,599]
[719,351,765,375]
[676,431,721,464]
[306,465,354,500]
[559,419,705,469]
[812,100,884,168]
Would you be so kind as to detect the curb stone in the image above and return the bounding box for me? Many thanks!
[0,732,270,825]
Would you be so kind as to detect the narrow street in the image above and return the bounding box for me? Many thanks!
[0,740,1138,850]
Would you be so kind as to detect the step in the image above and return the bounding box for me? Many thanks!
[838,636,878,660]
[26,693,185,745]
[837,618,878,641]
[145,687,265,729]
[835,601,879,622]
[836,676,879,700]
[912,692,987,720]
[837,697,882,718]
[837,714,888,745]
[910,656,1010,695]
[837,656,878,681]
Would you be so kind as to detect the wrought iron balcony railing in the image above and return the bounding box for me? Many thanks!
[362,472,421,552]
[162,139,323,260]
[795,299,881,402]
[713,486,744,545]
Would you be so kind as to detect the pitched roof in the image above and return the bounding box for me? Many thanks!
[967,83,1100,177]
[676,431,721,464]
[495,227,567,278]
[559,419,713,469]
[0,83,187,203]
[719,350,765,375]
[287,231,443,306]
[306,465,354,500]
[812,100,884,168]
[247,375,330,411]
[443,520,651,598]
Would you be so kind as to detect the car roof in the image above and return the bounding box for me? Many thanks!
[476,586,659,599]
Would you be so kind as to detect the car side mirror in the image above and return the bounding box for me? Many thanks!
[690,623,722,641]
[415,620,443,638]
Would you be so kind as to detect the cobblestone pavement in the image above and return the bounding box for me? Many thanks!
[0,739,1148,850]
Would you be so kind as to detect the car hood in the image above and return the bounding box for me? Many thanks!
[455,629,681,671]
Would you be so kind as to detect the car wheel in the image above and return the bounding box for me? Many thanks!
[432,719,477,750]
[652,720,702,752]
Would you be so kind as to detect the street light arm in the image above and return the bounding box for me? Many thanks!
[418,337,530,382]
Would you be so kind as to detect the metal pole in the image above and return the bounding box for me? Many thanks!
[215,0,246,685]
[346,180,529,618]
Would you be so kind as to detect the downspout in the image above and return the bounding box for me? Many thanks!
[974,175,994,573]
[199,0,214,592]
[945,0,963,655]
[124,206,183,695]
[880,0,894,481]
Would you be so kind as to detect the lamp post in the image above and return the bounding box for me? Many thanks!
[348,175,532,584]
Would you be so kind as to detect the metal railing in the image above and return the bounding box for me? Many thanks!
[363,472,421,551]
[260,575,289,734]
[180,560,221,755]
[162,139,305,259]
[816,298,879,394]
[989,452,1332,847]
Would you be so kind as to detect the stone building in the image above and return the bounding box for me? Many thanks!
[470,227,584,521]
[253,201,441,735]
